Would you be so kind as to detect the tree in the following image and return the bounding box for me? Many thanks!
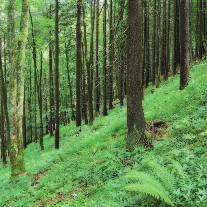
[55,0,60,148]
[180,0,189,90]
[9,0,29,176]
[173,0,180,75]
[109,0,114,109]
[76,0,82,127]
[103,0,108,116]
[95,0,100,114]
[127,0,148,151]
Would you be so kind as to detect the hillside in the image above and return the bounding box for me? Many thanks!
[1,61,207,207]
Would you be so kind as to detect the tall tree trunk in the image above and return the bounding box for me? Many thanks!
[87,0,95,124]
[49,37,54,136]
[0,38,7,164]
[38,52,44,150]
[65,43,76,122]
[161,0,168,80]
[180,0,189,90]
[152,0,157,85]
[22,88,27,149]
[9,0,29,177]
[95,0,100,114]
[127,0,148,151]
[109,0,114,109]
[29,9,38,143]
[103,0,108,116]
[55,0,60,149]
[173,0,180,74]
[76,0,82,127]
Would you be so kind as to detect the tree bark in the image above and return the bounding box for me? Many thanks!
[127,0,148,151]
[55,0,60,149]
[180,0,189,90]
[9,0,29,177]
[76,0,82,127]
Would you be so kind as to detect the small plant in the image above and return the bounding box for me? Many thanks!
[123,158,175,206]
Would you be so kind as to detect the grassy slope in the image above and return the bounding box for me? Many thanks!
[1,62,207,207]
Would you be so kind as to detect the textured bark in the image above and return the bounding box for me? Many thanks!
[87,0,95,124]
[0,38,7,164]
[38,52,44,150]
[22,88,27,149]
[76,0,82,127]
[155,0,161,88]
[161,0,168,80]
[109,0,114,109]
[55,0,60,149]
[180,0,189,90]
[81,42,89,125]
[9,0,29,177]
[152,0,157,85]
[127,0,147,151]
[49,35,54,136]
[173,0,180,75]
[95,0,100,114]
[103,0,108,116]
[29,9,38,143]
[65,43,75,122]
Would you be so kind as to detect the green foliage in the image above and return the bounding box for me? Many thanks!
[1,62,207,206]
[124,170,174,206]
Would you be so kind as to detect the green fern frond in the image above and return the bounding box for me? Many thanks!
[123,171,174,206]
[125,183,174,206]
[167,158,186,178]
[142,159,175,192]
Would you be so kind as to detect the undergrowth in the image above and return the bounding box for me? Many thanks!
[0,61,207,206]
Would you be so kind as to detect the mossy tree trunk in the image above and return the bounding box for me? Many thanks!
[9,0,29,177]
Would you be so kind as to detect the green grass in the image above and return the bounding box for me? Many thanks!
[1,61,207,206]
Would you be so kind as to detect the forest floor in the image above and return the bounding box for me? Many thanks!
[1,61,207,207]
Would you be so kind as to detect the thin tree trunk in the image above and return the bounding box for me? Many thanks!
[103,0,108,116]
[38,52,44,150]
[95,0,100,114]
[55,0,60,149]
[76,0,82,127]
[180,0,189,90]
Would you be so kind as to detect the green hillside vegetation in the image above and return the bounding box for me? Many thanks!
[1,61,207,207]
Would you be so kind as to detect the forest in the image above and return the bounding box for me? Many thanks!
[0,0,207,206]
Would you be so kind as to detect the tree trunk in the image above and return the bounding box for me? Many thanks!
[55,0,60,149]
[127,0,148,151]
[9,0,29,177]
[103,0,108,116]
[180,0,189,90]
[95,0,100,114]
[76,0,82,127]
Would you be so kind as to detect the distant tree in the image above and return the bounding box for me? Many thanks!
[173,0,180,75]
[55,0,60,148]
[76,0,82,127]
[180,0,189,90]
[95,0,100,114]
[103,0,108,116]
[109,0,114,109]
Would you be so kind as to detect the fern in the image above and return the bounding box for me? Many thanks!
[124,171,174,206]
[125,183,173,206]
[142,157,175,192]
